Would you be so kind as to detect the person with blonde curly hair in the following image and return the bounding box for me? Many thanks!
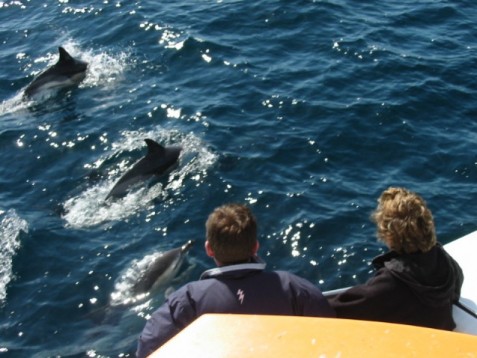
[328,187,463,330]
[373,187,437,254]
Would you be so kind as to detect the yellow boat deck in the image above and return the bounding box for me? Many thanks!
[150,313,477,357]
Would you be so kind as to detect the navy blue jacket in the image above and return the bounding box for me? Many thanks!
[137,260,335,357]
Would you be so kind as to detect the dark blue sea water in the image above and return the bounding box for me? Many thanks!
[1,0,477,356]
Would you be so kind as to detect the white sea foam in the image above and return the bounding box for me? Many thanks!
[0,93,28,117]
[75,45,129,91]
[0,209,28,302]
[62,128,217,228]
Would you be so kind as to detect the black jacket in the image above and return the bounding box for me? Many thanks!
[137,259,335,357]
[329,243,463,330]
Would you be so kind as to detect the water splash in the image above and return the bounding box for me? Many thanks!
[0,92,28,118]
[77,46,129,91]
[0,209,29,302]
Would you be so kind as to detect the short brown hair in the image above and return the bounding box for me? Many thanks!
[206,204,257,264]
[372,187,436,254]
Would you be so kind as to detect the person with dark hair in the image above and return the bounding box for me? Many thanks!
[328,187,463,330]
[137,204,334,357]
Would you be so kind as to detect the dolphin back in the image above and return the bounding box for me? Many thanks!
[105,139,182,200]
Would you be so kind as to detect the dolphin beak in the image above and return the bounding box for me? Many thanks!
[182,239,195,252]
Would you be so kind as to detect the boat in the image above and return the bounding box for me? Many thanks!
[445,230,477,335]
[148,230,477,357]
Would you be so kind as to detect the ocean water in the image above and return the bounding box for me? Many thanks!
[1,0,477,356]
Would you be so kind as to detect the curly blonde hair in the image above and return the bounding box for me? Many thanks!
[372,187,436,254]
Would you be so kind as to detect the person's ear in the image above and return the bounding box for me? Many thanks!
[205,240,215,257]
[252,240,259,255]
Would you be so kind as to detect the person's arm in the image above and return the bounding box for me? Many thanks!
[287,273,336,317]
[328,270,399,321]
[136,303,180,358]
[136,286,197,358]
[305,287,336,317]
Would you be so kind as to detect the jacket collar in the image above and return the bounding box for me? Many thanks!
[200,256,266,280]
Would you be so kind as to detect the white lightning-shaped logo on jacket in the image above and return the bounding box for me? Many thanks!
[237,289,245,304]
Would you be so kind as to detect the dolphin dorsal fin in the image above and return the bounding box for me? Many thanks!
[58,47,74,64]
[144,139,166,157]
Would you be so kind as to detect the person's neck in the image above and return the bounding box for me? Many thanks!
[215,257,253,267]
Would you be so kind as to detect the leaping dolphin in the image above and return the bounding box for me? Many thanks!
[132,240,195,294]
[105,139,182,200]
[23,46,88,98]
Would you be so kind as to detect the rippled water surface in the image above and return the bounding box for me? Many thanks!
[1,1,477,356]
